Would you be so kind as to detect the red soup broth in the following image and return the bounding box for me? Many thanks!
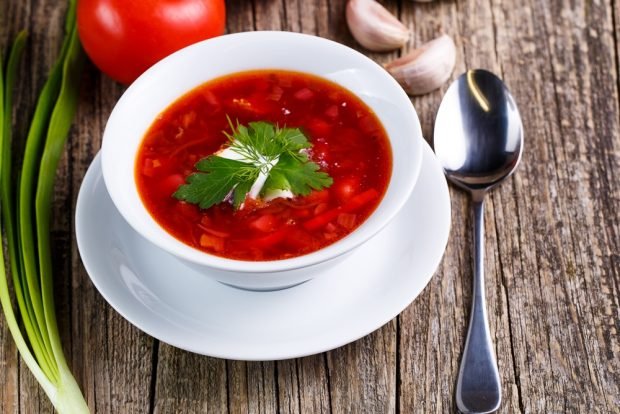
[136,70,392,261]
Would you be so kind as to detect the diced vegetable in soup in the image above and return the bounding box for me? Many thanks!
[136,70,392,261]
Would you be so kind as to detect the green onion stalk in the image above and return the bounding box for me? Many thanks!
[0,0,89,412]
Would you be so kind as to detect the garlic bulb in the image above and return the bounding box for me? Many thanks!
[385,34,456,95]
[346,0,410,52]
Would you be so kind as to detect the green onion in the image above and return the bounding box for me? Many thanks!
[0,0,88,411]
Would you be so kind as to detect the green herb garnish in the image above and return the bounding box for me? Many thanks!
[174,120,333,209]
[174,156,258,209]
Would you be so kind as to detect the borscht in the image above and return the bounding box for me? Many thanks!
[136,70,392,261]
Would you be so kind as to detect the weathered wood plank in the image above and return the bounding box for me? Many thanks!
[152,344,228,413]
[227,361,279,414]
[0,326,17,414]
[276,355,332,414]
[327,321,397,414]
[70,67,156,413]
[397,1,474,413]
[485,0,619,412]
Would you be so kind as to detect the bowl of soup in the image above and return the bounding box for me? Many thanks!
[102,31,423,290]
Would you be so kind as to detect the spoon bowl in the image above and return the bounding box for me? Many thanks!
[434,69,523,414]
[435,69,523,197]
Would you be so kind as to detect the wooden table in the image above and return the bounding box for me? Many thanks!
[2,0,619,412]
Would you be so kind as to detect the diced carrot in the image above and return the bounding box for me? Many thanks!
[278,75,293,87]
[200,215,212,226]
[306,189,330,203]
[303,189,379,231]
[200,233,225,252]
[231,98,253,110]
[333,177,360,203]
[175,202,201,220]
[325,105,339,120]
[142,158,161,177]
[240,197,263,211]
[230,97,271,116]
[327,91,341,101]
[249,214,278,232]
[341,189,379,213]
[337,213,357,230]
[314,203,328,215]
[325,223,337,233]
[306,119,331,137]
[292,209,311,219]
[324,223,339,240]
[359,115,379,134]
[303,209,340,231]
[198,225,231,238]
[258,202,287,215]
[267,86,284,101]
[285,229,316,250]
[180,111,197,128]
[294,87,314,101]
[142,159,154,177]
[203,90,220,107]
[236,227,291,249]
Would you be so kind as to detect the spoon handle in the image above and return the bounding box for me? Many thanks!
[456,199,501,414]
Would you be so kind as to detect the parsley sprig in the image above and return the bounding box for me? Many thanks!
[173,120,333,209]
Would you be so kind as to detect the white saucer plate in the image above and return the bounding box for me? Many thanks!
[76,142,450,361]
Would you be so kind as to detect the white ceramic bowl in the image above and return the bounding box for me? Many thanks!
[101,31,423,290]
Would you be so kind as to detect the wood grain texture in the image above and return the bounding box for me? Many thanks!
[0,0,618,412]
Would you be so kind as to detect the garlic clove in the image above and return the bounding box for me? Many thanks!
[346,0,410,52]
[385,34,456,96]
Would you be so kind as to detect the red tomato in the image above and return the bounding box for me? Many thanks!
[249,214,278,233]
[77,0,226,84]
[332,177,360,203]
[160,174,185,197]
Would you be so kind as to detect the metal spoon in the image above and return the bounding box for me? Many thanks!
[433,69,523,414]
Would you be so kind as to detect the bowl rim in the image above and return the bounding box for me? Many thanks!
[101,31,423,274]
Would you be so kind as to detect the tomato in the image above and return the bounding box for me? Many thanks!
[332,176,360,203]
[249,214,278,233]
[77,0,226,84]
[160,174,185,197]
